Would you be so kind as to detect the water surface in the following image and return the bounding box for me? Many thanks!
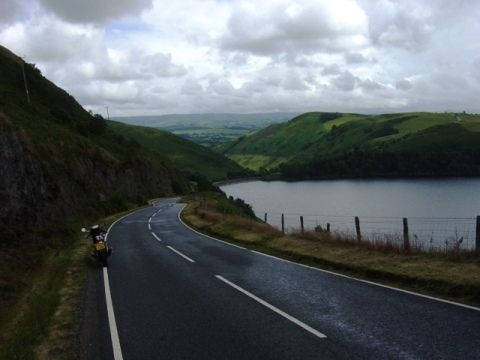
[221,178,480,249]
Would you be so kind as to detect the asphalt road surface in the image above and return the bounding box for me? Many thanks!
[75,198,480,360]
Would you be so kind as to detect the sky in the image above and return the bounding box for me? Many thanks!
[1,0,480,116]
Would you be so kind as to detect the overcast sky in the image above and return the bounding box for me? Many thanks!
[1,0,479,116]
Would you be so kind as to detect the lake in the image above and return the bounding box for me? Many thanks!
[220,178,480,250]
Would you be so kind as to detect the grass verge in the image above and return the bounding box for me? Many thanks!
[0,206,145,360]
[181,193,480,306]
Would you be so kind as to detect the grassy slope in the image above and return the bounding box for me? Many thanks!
[181,193,480,306]
[220,112,480,171]
[107,120,247,181]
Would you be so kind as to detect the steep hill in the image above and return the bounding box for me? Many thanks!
[0,45,190,242]
[106,120,248,181]
[220,111,480,178]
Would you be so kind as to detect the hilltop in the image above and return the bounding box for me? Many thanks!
[219,111,480,178]
[0,44,190,242]
[107,120,249,181]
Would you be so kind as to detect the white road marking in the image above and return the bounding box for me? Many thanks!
[103,268,124,360]
[250,250,480,313]
[148,223,151,230]
[148,217,151,223]
[177,205,246,250]
[151,232,162,242]
[215,275,326,339]
[166,245,195,263]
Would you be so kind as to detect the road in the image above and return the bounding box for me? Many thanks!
[75,199,480,360]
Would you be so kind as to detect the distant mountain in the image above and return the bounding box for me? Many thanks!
[107,120,249,181]
[219,111,480,178]
[0,45,190,241]
[114,113,299,146]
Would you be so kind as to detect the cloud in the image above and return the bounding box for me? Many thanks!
[220,0,369,57]
[1,0,480,115]
[345,52,367,64]
[332,71,358,91]
[38,0,153,24]
[396,79,412,91]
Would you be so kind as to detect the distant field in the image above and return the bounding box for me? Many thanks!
[113,112,299,146]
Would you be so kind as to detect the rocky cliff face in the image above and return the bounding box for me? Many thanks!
[0,46,189,242]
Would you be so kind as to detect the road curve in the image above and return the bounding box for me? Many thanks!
[78,199,480,360]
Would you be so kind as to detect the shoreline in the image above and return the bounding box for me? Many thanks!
[213,176,261,187]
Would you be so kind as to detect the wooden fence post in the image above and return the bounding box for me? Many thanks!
[327,223,330,233]
[264,213,267,223]
[300,216,304,233]
[403,218,410,252]
[355,216,361,242]
[281,213,285,234]
[476,216,480,256]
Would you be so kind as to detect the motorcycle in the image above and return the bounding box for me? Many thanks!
[81,226,112,267]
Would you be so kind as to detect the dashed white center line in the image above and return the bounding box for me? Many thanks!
[215,275,327,339]
[151,232,162,242]
[166,246,195,263]
[148,223,151,230]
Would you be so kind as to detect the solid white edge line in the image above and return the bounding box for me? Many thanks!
[166,245,195,263]
[177,204,246,250]
[151,232,162,242]
[148,223,151,230]
[103,268,124,360]
[249,250,480,313]
[215,275,326,339]
[148,217,151,223]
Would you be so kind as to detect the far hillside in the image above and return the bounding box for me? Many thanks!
[107,120,249,181]
[219,111,480,178]
[114,112,298,146]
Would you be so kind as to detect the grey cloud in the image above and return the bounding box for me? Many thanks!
[321,64,341,76]
[396,79,412,91]
[38,0,153,24]
[0,0,26,24]
[332,71,358,91]
[359,79,384,91]
[181,78,204,95]
[345,52,367,64]
[141,53,187,77]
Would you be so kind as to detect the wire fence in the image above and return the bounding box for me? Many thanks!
[261,211,478,252]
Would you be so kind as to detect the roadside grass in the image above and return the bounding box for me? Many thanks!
[181,194,480,306]
[0,207,146,360]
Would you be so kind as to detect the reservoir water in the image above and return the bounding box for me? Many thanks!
[220,178,480,250]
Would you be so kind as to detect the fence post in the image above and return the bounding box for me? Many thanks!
[300,216,304,233]
[264,213,267,223]
[403,218,410,252]
[355,216,361,242]
[281,213,285,234]
[476,216,480,256]
[327,223,330,233]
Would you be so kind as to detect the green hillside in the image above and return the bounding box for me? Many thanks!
[220,111,480,178]
[0,44,190,242]
[107,120,248,181]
